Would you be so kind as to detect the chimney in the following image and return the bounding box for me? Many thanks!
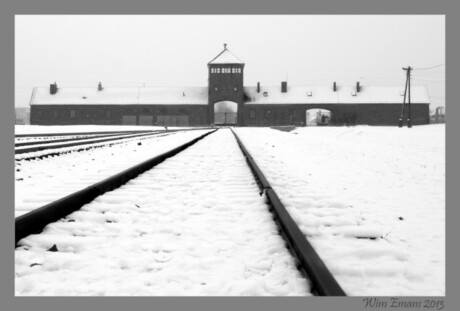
[98,82,103,91]
[50,82,58,95]
[356,81,361,93]
[257,82,260,93]
[333,82,337,92]
[281,81,287,93]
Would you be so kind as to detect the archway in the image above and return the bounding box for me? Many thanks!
[306,109,332,126]
[214,101,238,126]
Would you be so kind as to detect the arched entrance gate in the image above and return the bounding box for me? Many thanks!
[214,101,238,126]
[306,108,332,126]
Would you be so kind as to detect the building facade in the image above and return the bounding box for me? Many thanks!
[30,45,430,126]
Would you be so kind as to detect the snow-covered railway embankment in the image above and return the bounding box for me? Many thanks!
[16,129,312,296]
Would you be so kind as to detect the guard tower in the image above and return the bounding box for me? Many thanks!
[207,44,245,125]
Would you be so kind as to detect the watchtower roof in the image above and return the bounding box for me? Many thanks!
[208,44,244,65]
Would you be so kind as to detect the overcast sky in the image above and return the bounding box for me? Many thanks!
[15,15,445,109]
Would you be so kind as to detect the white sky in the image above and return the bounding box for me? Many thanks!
[15,15,445,109]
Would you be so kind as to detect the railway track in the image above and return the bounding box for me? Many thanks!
[14,129,216,217]
[15,130,156,138]
[15,128,213,162]
[15,131,160,148]
[15,128,345,296]
[15,131,167,155]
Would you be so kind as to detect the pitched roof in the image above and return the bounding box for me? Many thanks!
[243,85,430,104]
[30,85,430,106]
[30,87,208,105]
[208,45,244,65]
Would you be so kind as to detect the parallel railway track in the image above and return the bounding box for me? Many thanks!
[15,128,345,296]
[15,131,160,148]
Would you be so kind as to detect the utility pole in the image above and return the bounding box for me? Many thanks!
[399,66,412,128]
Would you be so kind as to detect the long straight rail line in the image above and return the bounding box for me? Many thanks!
[231,129,346,296]
[15,131,161,147]
[15,129,217,244]
[14,130,156,138]
[15,131,166,155]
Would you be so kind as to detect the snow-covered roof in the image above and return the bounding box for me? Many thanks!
[244,85,430,104]
[208,46,244,65]
[30,85,430,106]
[30,87,209,105]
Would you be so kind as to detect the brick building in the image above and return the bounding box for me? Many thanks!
[30,45,430,126]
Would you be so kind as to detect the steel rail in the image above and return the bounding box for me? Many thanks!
[15,132,176,162]
[15,129,218,245]
[14,130,156,138]
[231,129,346,296]
[15,132,167,155]
[15,131,163,147]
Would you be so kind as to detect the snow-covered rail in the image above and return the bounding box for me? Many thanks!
[15,130,155,138]
[232,129,346,296]
[15,131,160,148]
[15,131,167,155]
[15,129,310,296]
[15,129,217,243]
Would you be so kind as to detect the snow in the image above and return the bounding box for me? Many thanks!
[15,132,159,153]
[234,125,445,296]
[14,124,445,296]
[15,129,309,296]
[31,86,208,105]
[15,128,214,217]
[244,85,430,104]
[208,49,244,64]
[15,125,170,135]
[30,84,429,106]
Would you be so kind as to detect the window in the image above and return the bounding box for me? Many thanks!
[216,68,220,73]
[234,87,238,92]
[265,110,271,119]
[70,110,76,119]
[214,87,218,92]
[250,109,256,119]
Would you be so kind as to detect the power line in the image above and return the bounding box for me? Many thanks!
[412,63,445,71]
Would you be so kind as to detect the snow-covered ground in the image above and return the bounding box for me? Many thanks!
[15,125,175,135]
[15,129,213,217]
[14,124,445,296]
[234,125,445,296]
[15,129,309,296]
